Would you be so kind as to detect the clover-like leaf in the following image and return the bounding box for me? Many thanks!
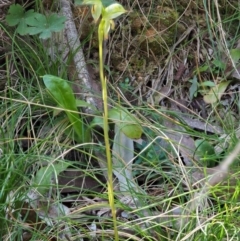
[6,4,25,26]
[26,13,66,39]
[6,4,36,35]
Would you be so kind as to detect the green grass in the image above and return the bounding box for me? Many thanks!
[1,0,240,240]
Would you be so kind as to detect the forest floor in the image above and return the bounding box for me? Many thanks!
[1,0,240,240]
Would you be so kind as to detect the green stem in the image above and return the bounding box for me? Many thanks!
[98,24,119,241]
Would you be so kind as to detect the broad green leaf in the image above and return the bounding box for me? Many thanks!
[230,49,240,63]
[43,75,86,143]
[26,13,47,35]
[112,124,135,192]
[203,81,231,104]
[53,99,95,116]
[189,75,198,100]
[26,13,66,39]
[33,162,70,195]
[6,5,65,38]
[6,4,25,26]
[6,4,36,35]
[109,107,142,139]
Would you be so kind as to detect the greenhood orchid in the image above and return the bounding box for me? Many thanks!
[75,1,127,240]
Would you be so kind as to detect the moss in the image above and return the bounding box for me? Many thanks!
[136,7,179,55]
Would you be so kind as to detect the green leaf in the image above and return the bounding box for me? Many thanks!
[195,139,216,166]
[77,0,116,7]
[6,5,65,38]
[90,116,104,129]
[6,4,25,26]
[200,81,216,87]
[26,13,66,39]
[33,162,70,195]
[112,124,135,192]
[75,0,84,5]
[43,75,87,143]
[212,59,225,70]
[189,75,198,100]
[203,81,231,104]
[75,99,96,109]
[102,0,117,7]
[6,4,36,35]
[230,49,240,63]
[109,107,142,139]
[197,65,209,72]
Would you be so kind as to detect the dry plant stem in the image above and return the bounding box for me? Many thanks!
[60,0,101,111]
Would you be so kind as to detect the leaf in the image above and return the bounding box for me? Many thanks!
[90,116,104,129]
[77,0,116,7]
[26,13,66,39]
[195,139,216,167]
[189,75,198,100]
[75,0,84,5]
[197,65,209,72]
[112,125,134,192]
[230,49,240,63]
[102,0,117,7]
[195,140,215,156]
[43,75,87,143]
[212,59,225,70]
[109,107,142,139]
[6,4,36,35]
[6,5,65,38]
[53,99,96,116]
[33,162,70,195]
[203,81,231,104]
[200,81,216,87]
[75,99,96,109]
[6,4,25,26]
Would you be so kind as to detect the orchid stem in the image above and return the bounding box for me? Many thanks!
[98,24,119,241]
